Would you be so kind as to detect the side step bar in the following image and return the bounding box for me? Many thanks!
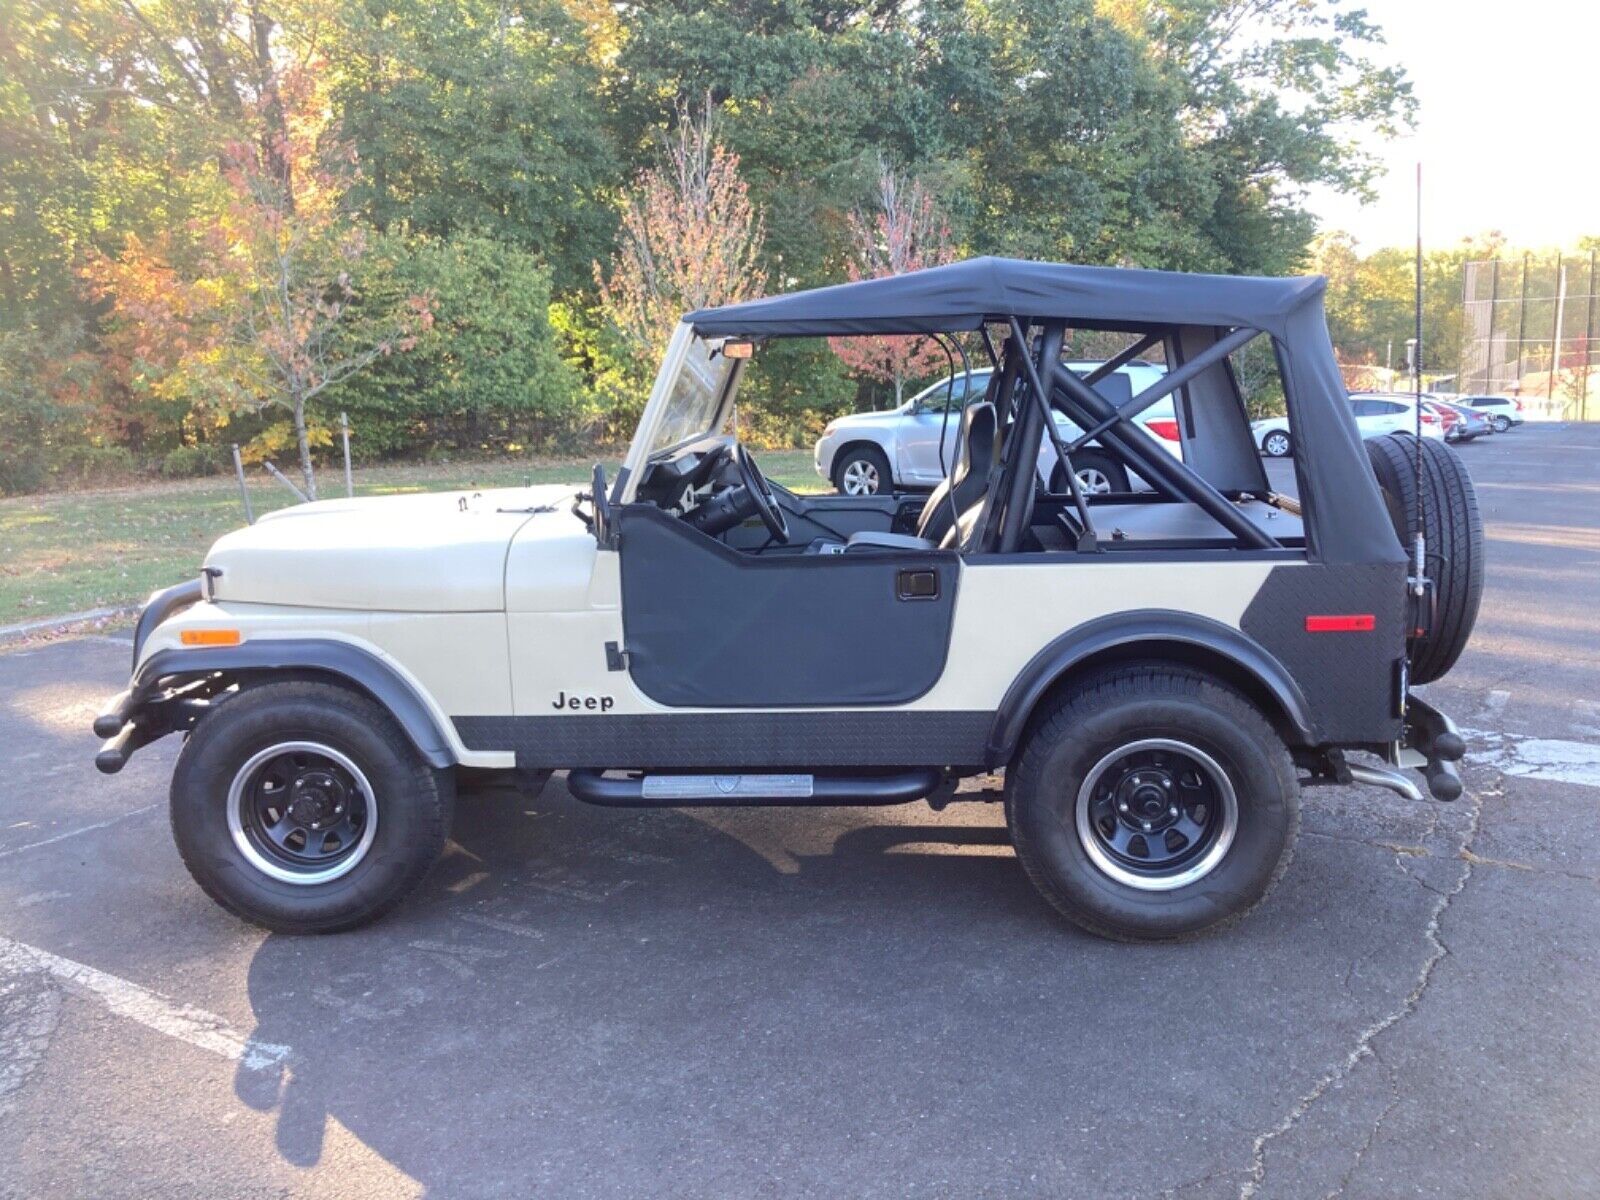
[566,768,942,808]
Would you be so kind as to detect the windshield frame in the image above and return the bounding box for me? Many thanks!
[615,322,744,505]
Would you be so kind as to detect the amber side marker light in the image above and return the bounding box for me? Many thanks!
[180,629,242,646]
[1305,614,1375,633]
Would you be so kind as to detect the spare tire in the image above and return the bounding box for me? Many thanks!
[1364,434,1484,683]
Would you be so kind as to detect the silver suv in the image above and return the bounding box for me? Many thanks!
[815,361,1182,495]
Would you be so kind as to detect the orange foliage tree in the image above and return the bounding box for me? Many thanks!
[829,161,956,406]
[88,57,431,499]
[596,103,766,362]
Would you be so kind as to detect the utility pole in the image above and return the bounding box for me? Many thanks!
[1583,250,1597,420]
[1549,256,1565,402]
[1483,259,1500,393]
[1515,251,1531,396]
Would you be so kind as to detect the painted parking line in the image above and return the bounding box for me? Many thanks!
[0,936,288,1071]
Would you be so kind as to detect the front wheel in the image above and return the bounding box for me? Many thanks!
[1007,665,1299,941]
[832,445,891,496]
[170,680,453,933]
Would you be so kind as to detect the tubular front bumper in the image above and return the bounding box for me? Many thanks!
[93,578,204,773]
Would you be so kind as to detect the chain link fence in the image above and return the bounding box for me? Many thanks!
[1461,252,1599,419]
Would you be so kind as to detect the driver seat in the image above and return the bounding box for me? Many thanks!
[916,400,999,545]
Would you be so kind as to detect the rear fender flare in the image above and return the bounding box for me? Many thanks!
[985,610,1317,765]
[134,638,456,768]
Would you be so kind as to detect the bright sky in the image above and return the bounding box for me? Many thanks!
[1305,0,1600,251]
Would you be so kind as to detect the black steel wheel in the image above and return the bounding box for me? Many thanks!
[1075,739,1238,891]
[228,743,376,884]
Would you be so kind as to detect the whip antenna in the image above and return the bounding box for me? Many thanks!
[1412,162,1426,597]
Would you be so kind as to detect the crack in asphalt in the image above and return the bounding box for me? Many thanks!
[1238,780,1486,1199]
[1320,1045,1401,1200]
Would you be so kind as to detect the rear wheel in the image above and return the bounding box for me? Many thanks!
[1051,448,1131,495]
[170,680,453,933]
[1261,429,1292,458]
[1365,433,1484,684]
[833,445,891,496]
[1491,415,1511,433]
[1007,665,1298,941]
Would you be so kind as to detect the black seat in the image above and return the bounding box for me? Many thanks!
[916,400,998,545]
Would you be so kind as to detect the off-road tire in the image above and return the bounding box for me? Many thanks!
[1365,433,1484,684]
[170,680,453,933]
[832,445,891,496]
[1006,664,1299,942]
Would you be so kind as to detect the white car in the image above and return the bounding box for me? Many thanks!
[1457,394,1525,432]
[1252,392,1445,457]
[815,361,1183,495]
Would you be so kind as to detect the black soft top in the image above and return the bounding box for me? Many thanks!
[686,256,1327,340]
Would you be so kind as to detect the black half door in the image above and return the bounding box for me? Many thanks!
[616,505,959,707]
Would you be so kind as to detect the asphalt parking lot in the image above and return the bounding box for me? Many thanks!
[3,423,1599,1199]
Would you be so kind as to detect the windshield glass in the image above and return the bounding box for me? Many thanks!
[650,336,737,454]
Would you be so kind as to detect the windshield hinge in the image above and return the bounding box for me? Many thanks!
[605,642,630,672]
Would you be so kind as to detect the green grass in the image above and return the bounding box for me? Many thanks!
[0,449,823,626]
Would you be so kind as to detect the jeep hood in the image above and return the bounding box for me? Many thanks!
[206,485,585,612]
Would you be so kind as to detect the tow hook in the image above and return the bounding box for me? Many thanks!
[1394,693,1467,801]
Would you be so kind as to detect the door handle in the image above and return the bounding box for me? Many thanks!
[896,569,939,601]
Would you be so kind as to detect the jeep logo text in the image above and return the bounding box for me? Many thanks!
[553,691,614,712]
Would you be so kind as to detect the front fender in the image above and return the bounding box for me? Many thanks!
[124,638,455,769]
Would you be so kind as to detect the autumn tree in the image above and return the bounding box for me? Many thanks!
[91,58,431,499]
[829,160,957,406]
[596,102,766,362]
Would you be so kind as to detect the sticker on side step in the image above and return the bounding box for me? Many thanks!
[640,774,815,800]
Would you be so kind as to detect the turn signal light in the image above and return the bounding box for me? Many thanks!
[180,629,242,646]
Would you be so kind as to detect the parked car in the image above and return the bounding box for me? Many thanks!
[1348,392,1448,441]
[815,361,1182,496]
[1458,394,1525,432]
[1251,391,1445,457]
[1436,400,1493,442]
[95,257,1480,943]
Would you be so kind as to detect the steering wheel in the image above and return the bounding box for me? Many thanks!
[682,442,731,494]
[734,444,790,544]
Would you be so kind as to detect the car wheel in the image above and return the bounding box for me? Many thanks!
[1491,415,1511,433]
[833,445,891,496]
[1007,664,1299,942]
[1261,429,1292,458]
[170,680,453,933]
[1365,434,1484,685]
[1050,449,1131,495]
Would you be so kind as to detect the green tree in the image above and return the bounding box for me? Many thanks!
[330,231,582,456]
[329,0,618,293]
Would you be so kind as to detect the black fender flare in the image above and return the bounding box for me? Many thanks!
[985,610,1317,765]
[134,638,456,768]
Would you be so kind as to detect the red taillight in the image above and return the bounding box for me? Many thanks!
[1420,411,1438,424]
[1145,418,1181,441]
[1306,614,1375,633]
[1514,400,1523,412]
